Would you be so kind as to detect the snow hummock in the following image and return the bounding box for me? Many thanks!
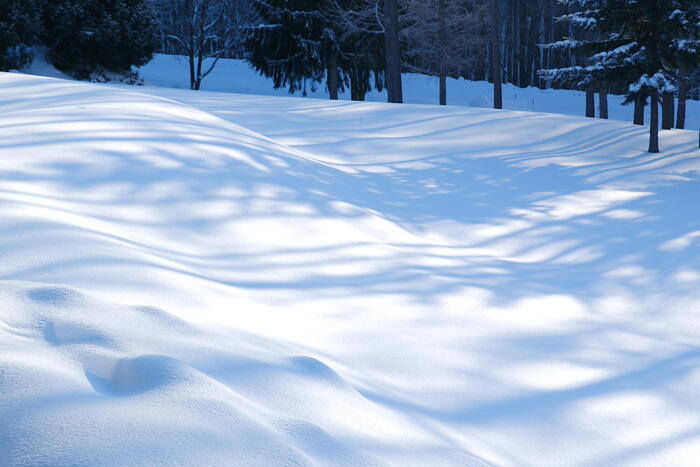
[1,70,700,466]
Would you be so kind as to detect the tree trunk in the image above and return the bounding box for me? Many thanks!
[350,70,365,101]
[661,92,674,129]
[491,0,502,109]
[193,2,206,91]
[676,79,686,129]
[189,52,196,90]
[532,5,543,89]
[599,87,608,119]
[349,60,367,101]
[511,0,517,85]
[384,0,403,103]
[585,87,595,118]
[438,0,447,105]
[649,88,660,153]
[543,0,553,79]
[634,95,644,125]
[327,52,338,100]
[195,50,204,90]
[518,0,527,87]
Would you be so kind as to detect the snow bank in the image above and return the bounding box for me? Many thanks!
[1,71,700,465]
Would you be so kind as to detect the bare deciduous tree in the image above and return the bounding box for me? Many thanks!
[154,0,255,90]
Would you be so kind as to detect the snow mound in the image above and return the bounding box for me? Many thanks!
[0,282,401,466]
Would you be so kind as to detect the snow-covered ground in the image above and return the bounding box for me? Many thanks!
[1,59,700,466]
[136,53,700,130]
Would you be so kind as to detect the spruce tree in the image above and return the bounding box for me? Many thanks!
[246,0,385,100]
[245,1,338,96]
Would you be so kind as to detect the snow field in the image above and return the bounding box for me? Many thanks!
[1,69,700,466]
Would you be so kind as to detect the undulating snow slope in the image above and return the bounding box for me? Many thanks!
[135,53,700,130]
[2,71,700,466]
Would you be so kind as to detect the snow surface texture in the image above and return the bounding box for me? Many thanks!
[137,53,700,130]
[1,69,700,466]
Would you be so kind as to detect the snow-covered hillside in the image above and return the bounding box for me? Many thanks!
[1,71,700,466]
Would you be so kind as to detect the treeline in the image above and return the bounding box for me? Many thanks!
[2,0,699,152]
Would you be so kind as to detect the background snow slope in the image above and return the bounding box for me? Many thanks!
[138,53,700,130]
[1,71,700,466]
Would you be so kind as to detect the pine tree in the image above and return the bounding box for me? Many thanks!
[246,0,385,100]
[245,1,339,96]
[540,0,700,153]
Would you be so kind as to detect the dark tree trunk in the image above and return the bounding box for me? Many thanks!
[661,92,674,129]
[585,87,595,118]
[648,0,661,152]
[438,0,447,105]
[599,87,608,119]
[676,79,687,129]
[193,1,206,91]
[195,48,204,90]
[634,95,645,125]
[350,86,365,101]
[384,0,403,103]
[649,88,660,153]
[506,0,514,85]
[512,0,518,84]
[532,6,543,89]
[189,53,196,90]
[349,60,367,101]
[188,30,197,89]
[543,0,553,78]
[327,52,338,100]
[491,0,502,109]
[518,0,527,87]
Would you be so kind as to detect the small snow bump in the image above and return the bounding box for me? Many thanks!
[288,356,347,387]
[106,355,196,396]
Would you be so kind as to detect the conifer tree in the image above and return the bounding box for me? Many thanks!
[540,0,700,153]
[245,1,340,96]
[246,0,385,100]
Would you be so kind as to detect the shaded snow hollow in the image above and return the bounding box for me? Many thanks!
[1,72,700,466]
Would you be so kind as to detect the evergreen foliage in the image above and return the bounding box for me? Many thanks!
[0,0,41,71]
[245,0,335,95]
[540,0,700,151]
[245,0,384,99]
[541,0,700,98]
[42,0,159,79]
